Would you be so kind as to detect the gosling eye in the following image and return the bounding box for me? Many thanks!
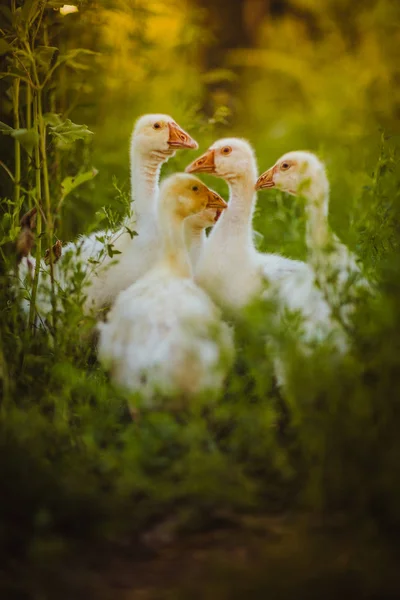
[153,122,161,129]
[192,185,199,192]
[221,146,232,155]
[280,162,291,171]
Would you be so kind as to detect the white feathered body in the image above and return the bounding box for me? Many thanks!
[98,264,233,404]
[194,207,349,380]
[196,236,261,311]
[308,233,371,327]
[82,217,160,313]
[15,205,161,320]
[267,261,348,349]
[195,206,313,314]
[15,116,181,321]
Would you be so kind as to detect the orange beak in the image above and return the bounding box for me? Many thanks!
[206,188,227,210]
[185,149,216,174]
[167,122,198,150]
[255,167,276,190]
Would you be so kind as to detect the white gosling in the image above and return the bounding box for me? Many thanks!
[83,114,198,314]
[97,174,233,406]
[186,139,348,369]
[256,151,370,324]
[17,114,198,324]
[185,138,312,312]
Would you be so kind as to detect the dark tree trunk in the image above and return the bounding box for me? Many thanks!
[191,0,269,117]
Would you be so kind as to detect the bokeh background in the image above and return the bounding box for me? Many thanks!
[1,1,400,598]
[2,0,398,251]
[70,0,400,253]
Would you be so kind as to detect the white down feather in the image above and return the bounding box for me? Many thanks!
[97,173,233,406]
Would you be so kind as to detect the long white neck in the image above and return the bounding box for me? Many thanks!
[159,207,192,278]
[184,224,206,269]
[129,143,170,231]
[208,170,257,253]
[304,174,331,250]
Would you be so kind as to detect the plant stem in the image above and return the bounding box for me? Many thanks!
[0,160,15,182]
[12,78,21,227]
[46,22,62,217]
[26,78,32,208]
[29,40,57,335]
[26,82,31,129]
[38,88,57,334]
[28,91,42,331]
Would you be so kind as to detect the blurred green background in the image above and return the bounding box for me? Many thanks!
[69,0,400,256]
[2,0,398,254]
[1,1,400,598]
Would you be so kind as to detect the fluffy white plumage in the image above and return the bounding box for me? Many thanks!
[16,114,198,323]
[82,114,198,313]
[185,138,348,355]
[256,150,370,325]
[97,173,233,405]
[186,140,311,307]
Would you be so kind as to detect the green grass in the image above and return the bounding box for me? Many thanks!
[1,0,400,597]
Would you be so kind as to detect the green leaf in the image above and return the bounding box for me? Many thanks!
[9,224,21,241]
[10,128,39,156]
[45,114,94,146]
[59,48,98,63]
[0,66,31,86]
[20,0,41,28]
[0,39,12,56]
[125,226,138,239]
[0,121,14,133]
[0,212,12,235]
[61,168,98,198]
[0,213,20,246]
[11,48,31,67]
[34,46,58,70]
[50,48,98,74]
[43,112,62,127]
[107,244,122,258]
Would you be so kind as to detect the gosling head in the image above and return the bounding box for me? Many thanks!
[185,138,257,182]
[255,151,329,200]
[132,114,198,157]
[160,173,227,219]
